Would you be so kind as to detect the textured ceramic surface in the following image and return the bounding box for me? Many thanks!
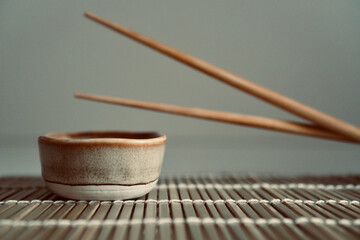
[38,131,166,200]
[46,179,158,200]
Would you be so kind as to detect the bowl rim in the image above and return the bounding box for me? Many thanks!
[38,131,166,146]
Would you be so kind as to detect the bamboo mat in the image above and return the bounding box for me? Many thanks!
[0,174,359,239]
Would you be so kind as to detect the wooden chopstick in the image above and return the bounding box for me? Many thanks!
[84,12,360,141]
[75,93,357,143]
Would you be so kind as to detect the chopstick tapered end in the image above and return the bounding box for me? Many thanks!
[84,12,100,22]
[84,11,93,18]
[75,93,87,99]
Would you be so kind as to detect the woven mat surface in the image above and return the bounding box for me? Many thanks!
[0,174,359,239]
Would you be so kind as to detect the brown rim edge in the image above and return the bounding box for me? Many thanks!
[38,131,167,147]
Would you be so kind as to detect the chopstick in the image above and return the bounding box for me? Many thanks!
[84,12,360,141]
[75,93,357,143]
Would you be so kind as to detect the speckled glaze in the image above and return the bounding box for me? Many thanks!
[38,131,166,200]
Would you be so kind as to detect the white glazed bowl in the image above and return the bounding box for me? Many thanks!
[38,131,166,200]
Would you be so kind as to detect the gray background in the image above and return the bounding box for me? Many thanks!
[1,1,359,176]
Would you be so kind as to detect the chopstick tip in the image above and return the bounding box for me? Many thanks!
[74,93,84,98]
[75,93,95,100]
[84,11,95,19]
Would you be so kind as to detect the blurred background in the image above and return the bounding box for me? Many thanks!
[0,0,359,176]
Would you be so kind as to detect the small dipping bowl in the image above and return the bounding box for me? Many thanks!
[38,131,166,200]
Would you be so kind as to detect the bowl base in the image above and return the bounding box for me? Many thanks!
[45,179,158,200]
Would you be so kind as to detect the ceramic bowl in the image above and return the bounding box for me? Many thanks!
[38,131,166,200]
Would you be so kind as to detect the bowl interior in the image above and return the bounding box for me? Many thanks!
[47,131,162,140]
